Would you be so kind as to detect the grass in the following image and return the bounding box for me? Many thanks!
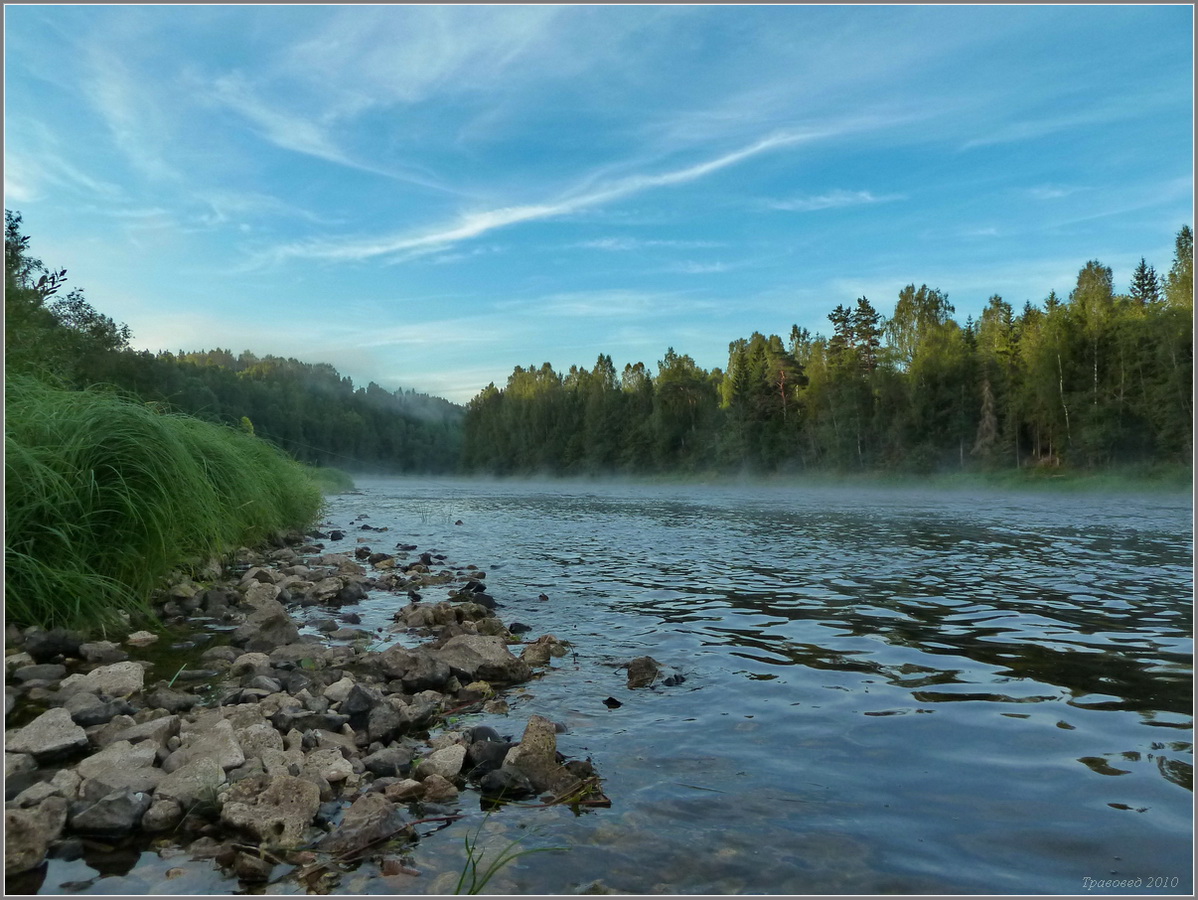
[304,464,356,494]
[5,376,325,631]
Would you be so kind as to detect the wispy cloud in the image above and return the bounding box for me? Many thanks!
[265,128,829,265]
[570,237,723,251]
[1025,185,1086,201]
[765,189,903,212]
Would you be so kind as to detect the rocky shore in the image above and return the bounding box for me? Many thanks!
[2,520,647,893]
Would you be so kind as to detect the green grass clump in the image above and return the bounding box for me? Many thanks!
[304,464,356,494]
[5,376,324,631]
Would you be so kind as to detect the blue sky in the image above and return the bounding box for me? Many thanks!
[4,5,1193,404]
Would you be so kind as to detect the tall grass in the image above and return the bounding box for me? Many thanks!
[304,464,356,494]
[5,376,324,631]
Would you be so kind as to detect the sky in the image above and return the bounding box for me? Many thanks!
[4,5,1194,404]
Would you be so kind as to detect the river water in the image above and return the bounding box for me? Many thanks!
[37,477,1195,895]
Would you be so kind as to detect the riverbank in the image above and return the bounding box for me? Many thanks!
[4,519,624,893]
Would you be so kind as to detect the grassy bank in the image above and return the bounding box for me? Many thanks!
[5,376,325,631]
[304,464,356,494]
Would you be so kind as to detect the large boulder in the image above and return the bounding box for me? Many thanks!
[416,744,465,781]
[220,774,321,849]
[5,707,88,759]
[435,635,531,686]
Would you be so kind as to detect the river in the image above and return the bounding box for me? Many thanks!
[39,476,1195,895]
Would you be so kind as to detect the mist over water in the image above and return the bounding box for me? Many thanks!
[310,476,1191,895]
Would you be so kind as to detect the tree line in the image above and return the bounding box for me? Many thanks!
[461,227,1193,475]
[5,210,463,473]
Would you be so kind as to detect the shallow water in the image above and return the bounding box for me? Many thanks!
[34,477,1194,895]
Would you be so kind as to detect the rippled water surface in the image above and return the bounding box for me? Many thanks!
[42,477,1196,895]
[320,478,1193,895]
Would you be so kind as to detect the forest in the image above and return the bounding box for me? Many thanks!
[461,227,1193,476]
[5,210,462,473]
[5,209,1192,479]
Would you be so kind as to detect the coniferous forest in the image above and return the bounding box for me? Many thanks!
[6,209,1193,479]
[461,227,1193,476]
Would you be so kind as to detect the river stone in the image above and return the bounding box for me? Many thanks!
[142,684,199,713]
[96,713,180,750]
[435,635,531,685]
[626,656,661,689]
[6,707,89,758]
[78,641,129,664]
[62,691,135,727]
[478,766,535,799]
[231,600,299,651]
[126,630,158,646]
[59,661,146,698]
[13,663,67,682]
[420,773,459,802]
[79,765,165,803]
[302,748,354,784]
[155,756,226,808]
[362,746,413,777]
[504,715,582,796]
[317,793,407,858]
[377,646,452,692]
[142,797,184,833]
[236,722,284,758]
[243,581,282,607]
[417,744,465,781]
[220,774,320,849]
[340,682,383,717]
[323,676,356,704]
[70,789,153,835]
[164,718,245,773]
[5,752,37,779]
[77,739,158,780]
[383,778,424,802]
[5,796,68,875]
[24,628,83,664]
[229,652,272,676]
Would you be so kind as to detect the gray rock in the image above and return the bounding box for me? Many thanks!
[416,744,465,781]
[317,793,407,858]
[141,797,184,832]
[436,635,531,686]
[163,718,245,773]
[79,766,165,803]
[69,789,152,835]
[13,663,67,682]
[478,767,535,799]
[142,684,199,713]
[362,746,413,777]
[24,628,82,664]
[366,701,406,744]
[302,748,354,784]
[95,713,180,750]
[220,774,321,849]
[79,641,128,664]
[420,773,459,802]
[626,656,660,689]
[58,661,146,698]
[4,796,68,875]
[5,752,37,779]
[154,756,226,808]
[76,739,157,780]
[505,715,582,796]
[6,707,89,759]
[62,691,135,727]
[235,722,284,758]
[377,646,453,692]
[230,599,300,652]
[340,682,383,717]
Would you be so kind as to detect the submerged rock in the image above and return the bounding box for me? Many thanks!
[625,656,661,689]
